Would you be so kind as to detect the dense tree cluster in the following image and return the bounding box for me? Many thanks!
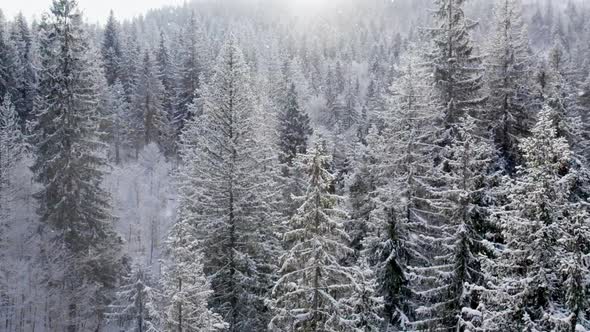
[1,0,590,331]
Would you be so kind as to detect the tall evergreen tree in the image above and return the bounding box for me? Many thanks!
[162,219,226,332]
[269,143,359,331]
[0,95,26,190]
[107,79,131,164]
[486,0,535,172]
[365,47,435,330]
[426,0,486,127]
[31,1,124,329]
[177,36,275,331]
[483,106,590,331]
[278,82,313,166]
[133,50,172,156]
[0,94,27,233]
[108,266,162,332]
[120,23,141,104]
[102,10,123,86]
[156,30,176,149]
[434,115,494,331]
[174,12,201,134]
[0,12,20,109]
[9,12,36,124]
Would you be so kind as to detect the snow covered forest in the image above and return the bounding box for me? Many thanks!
[2,0,590,330]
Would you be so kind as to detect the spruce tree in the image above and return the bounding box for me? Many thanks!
[107,79,131,164]
[365,47,435,330]
[108,266,162,332]
[426,0,486,126]
[174,12,202,134]
[156,30,176,148]
[120,24,141,105]
[0,95,27,244]
[9,13,36,124]
[177,36,275,331]
[30,0,123,328]
[269,143,359,331]
[483,106,590,331]
[162,219,226,332]
[101,10,122,86]
[435,115,494,331]
[133,50,172,156]
[278,82,313,166]
[486,0,535,172]
[351,260,385,332]
[0,12,20,109]
[0,95,26,190]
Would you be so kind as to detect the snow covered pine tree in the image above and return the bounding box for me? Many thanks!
[269,142,365,331]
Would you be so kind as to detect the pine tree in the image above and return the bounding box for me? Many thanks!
[133,50,172,156]
[434,115,494,331]
[322,65,347,130]
[562,205,590,332]
[0,95,27,252]
[278,82,313,166]
[102,10,122,86]
[162,219,226,332]
[397,2,489,329]
[483,105,590,331]
[341,78,360,133]
[108,266,162,332]
[486,0,535,172]
[346,142,376,258]
[276,81,313,217]
[0,95,26,190]
[363,78,386,134]
[177,36,275,331]
[269,143,359,331]
[174,12,202,134]
[286,56,311,109]
[9,13,36,124]
[351,260,385,332]
[30,0,124,328]
[365,47,435,330]
[426,0,486,126]
[107,79,131,164]
[120,23,141,105]
[0,12,20,110]
[156,30,176,150]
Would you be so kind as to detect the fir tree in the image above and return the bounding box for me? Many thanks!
[9,12,36,124]
[0,95,27,244]
[108,266,162,332]
[0,12,20,109]
[133,50,172,156]
[366,47,435,330]
[351,260,385,332]
[483,106,590,331]
[174,12,202,134]
[346,142,376,258]
[426,0,486,126]
[156,30,176,149]
[30,0,124,328]
[120,23,141,105]
[162,219,226,332]
[269,143,359,331]
[0,95,26,188]
[101,10,122,86]
[107,79,131,164]
[486,0,535,172]
[278,82,313,166]
[434,115,494,331]
[177,36,275,331]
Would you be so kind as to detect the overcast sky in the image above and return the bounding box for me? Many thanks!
[2,0,189,24]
